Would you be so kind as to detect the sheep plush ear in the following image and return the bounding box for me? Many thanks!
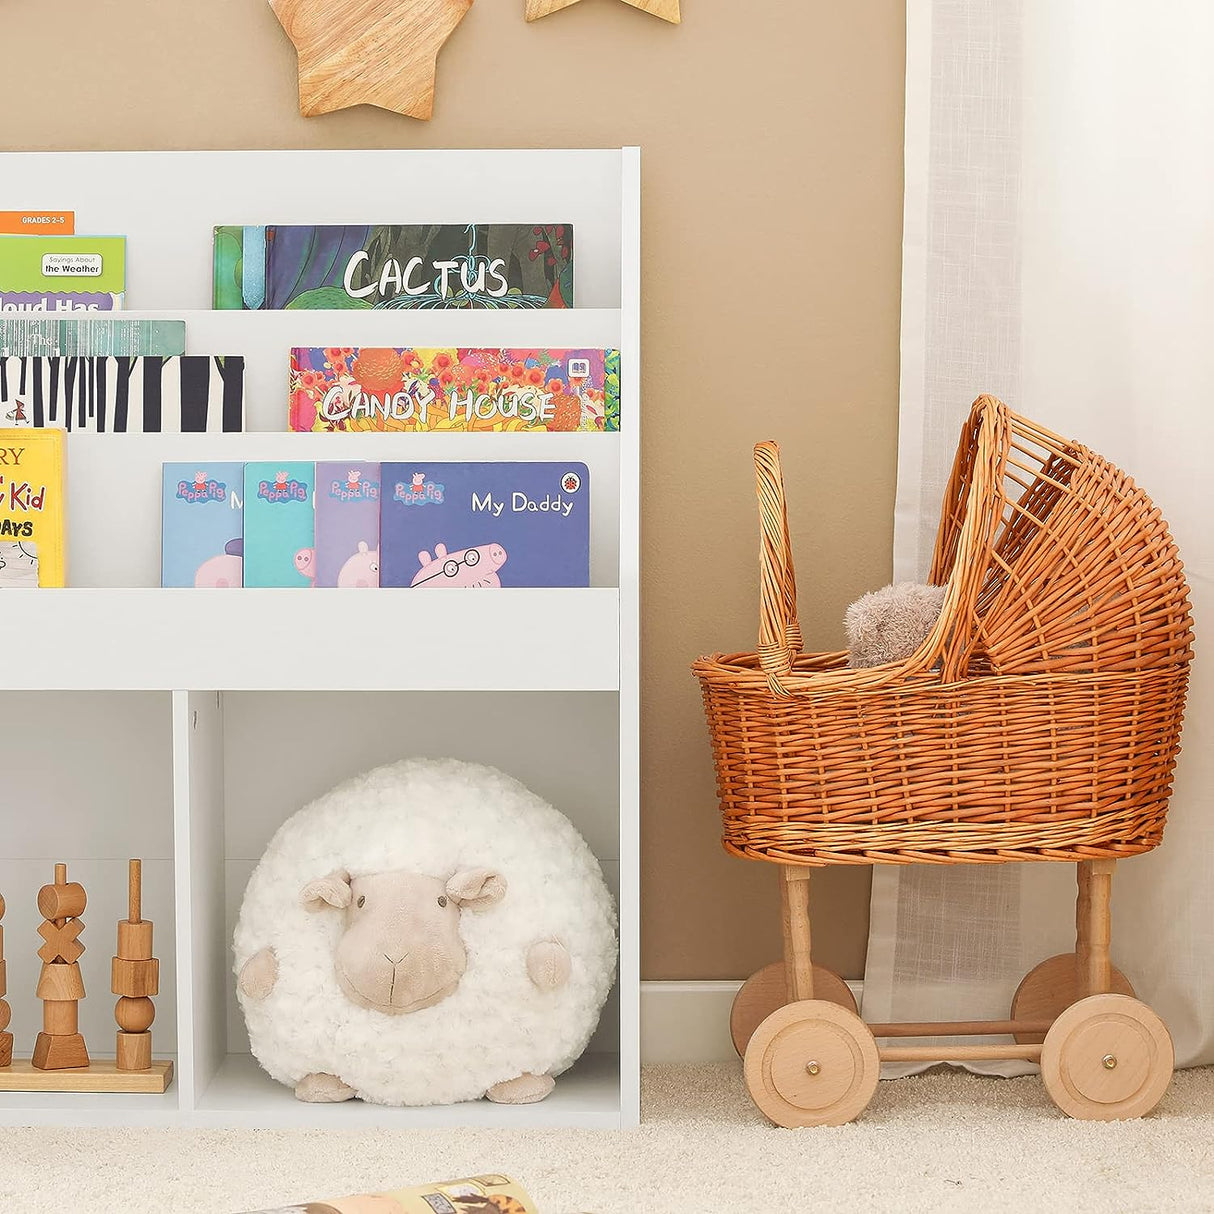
[300,868,353,912]
[447,867,506,911]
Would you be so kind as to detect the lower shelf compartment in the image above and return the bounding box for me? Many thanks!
[0,1052,622,1128]
[193,1050,624,1129]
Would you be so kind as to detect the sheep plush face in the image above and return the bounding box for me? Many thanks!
[301,866,506,1016]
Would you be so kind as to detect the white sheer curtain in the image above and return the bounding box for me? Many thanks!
[863,0,1214,1074]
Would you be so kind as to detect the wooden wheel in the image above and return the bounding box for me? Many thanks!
[730,961,858,1056]
[743,999,878,1127]
[1010,953,1134,1044]
[1040,994,1173,1121]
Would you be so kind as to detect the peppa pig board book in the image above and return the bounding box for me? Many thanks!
[288,347,619,433]
[161,462,245,588]
[0,427,65,587]
[243,462,316,588]
[380,462,590,589]
[314,461,381,588]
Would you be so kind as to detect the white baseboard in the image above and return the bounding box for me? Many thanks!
[640,979,864,1063]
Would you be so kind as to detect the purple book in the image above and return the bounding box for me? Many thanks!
[314,461,381,587]
[380,462,590,589]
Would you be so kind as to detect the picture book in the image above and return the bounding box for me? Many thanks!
[380,462,590,589]
[0,235,125,311]
[213,224,572,310]
[0,318,187,358]
[243,462,315,587]
[0,212,74,236]
[0,355,243,432]
[161,463,244,588]
[289,347,619,433]
[314,461,380,587]
[0,427,65,587]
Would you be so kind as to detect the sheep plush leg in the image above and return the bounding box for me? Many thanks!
[486,1073,556,1105]
[295,1072,356,1103]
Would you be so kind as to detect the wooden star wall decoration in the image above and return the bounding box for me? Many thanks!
[270,0,475,119]
[525,0,680,21]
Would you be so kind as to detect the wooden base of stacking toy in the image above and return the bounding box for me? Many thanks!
[0,1059,173,1094]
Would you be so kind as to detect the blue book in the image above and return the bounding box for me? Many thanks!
[243,462,316,587]
[161,463,244,588]
[380,462,590,588]
[314,461,380,587]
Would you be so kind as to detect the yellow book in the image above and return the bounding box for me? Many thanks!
[0,428,66,586]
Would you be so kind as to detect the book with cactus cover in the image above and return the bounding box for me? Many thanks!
[314,461,381,587]
[0,235,125,311]
[289,347,619,433]
[161,463,245,588]
[243,462,316,587]
[380,462,590,589]
[213,224,572,310]
[0,427,66,587]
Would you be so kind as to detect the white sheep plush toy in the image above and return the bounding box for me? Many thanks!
[233,758,618,1107]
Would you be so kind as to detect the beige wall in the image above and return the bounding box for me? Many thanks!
[5,0,905,980]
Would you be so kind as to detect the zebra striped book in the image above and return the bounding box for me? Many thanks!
[0,356,244,432]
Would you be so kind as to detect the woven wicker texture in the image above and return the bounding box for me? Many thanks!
[693,396,1194,865]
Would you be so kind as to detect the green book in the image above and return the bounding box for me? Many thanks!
[0,317,185,357]
[0,235,126,311]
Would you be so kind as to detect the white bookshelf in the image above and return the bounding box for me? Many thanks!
[0,148,640,1129]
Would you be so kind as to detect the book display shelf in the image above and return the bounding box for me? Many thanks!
[0,148,640,1128]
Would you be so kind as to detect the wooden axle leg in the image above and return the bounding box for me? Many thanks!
[780,866,815,1003]
[1076,860,1115,997]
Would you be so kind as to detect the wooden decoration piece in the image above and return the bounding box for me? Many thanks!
[270,0,475,119]
[0,1058,172,1094]
[525,0,680,23]
[113,859,159,1071]
[32,863,89,1070]
[0,891,11,1068]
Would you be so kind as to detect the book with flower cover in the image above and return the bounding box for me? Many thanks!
[0,427,65,587]
[289,347,619,433]
[380,462,590,589]
[213,224,572,310]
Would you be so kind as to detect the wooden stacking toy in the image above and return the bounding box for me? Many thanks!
[0,891,11,1068]
[112,860,158,1071]
[32,863,90,1070]
[0,860,173,1093]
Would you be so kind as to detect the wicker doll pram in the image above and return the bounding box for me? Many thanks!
[693,395,1193,1125]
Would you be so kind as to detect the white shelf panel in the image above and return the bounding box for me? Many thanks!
[193,1051,622,1130]
[0,1056,179,1128]
[0,588,620,691]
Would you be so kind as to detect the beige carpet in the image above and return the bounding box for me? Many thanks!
[2,1064,1213,1213]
